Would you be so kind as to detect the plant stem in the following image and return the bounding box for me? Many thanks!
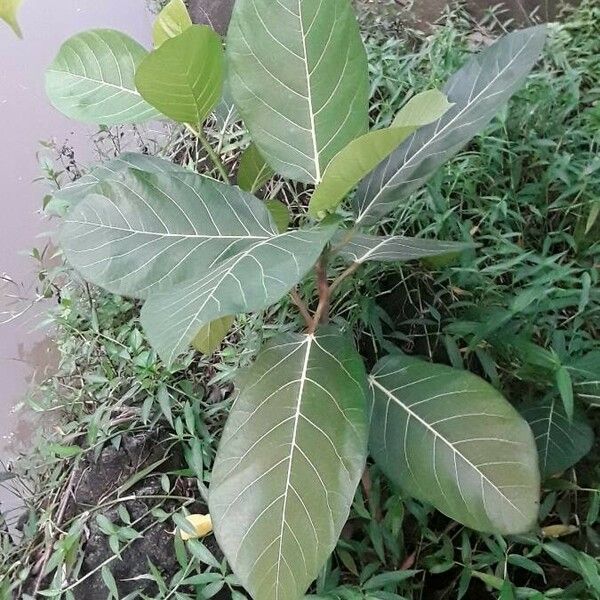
[308,254,331,334]
[361,467,382,522]
[330,225,358,256]
[290,288,312,329]
[330,261,361,295]
[185,123,230,183]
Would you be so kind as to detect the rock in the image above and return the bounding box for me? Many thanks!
[187,0,235,35]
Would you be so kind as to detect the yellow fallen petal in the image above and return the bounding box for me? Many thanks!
[542,524,579,538]
[179,513,213,541]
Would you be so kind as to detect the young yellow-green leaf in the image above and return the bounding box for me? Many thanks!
[237,144,274,193]
[391,89,453,128]
[46,30,160,126]
[226,0,369,184]
[153,0,192,47]
[308,90,452,218]
[0,0,22,37]
[136,25,224,124]
[209,329,369,600]
[192,316,235,355]
[370,353,540,534]
[265,200,290,233]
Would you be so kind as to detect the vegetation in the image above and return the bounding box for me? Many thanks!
[1,1,598,599]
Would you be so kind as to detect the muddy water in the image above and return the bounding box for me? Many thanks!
[0,0,153,517]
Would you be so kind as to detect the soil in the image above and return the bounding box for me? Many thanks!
[186,0,235,35]
[407,0,575,25]
[25,432,227,599]
[186,0,579,36]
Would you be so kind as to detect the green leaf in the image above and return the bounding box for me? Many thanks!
[337,233,473,264]
[192,316,235,355]
[0,0,22,37]
[237,144,274,193]
[363,570,420,590]
[141,224,338,365]
[570,350,600,404]
[101,566,119,599]
[265,200,290,233]
[209,329,369,600]
[369,353,540,534]
[391,90,453,127]
[45,30,160,126]
[354,26,547,226]
[153,0,192,47]
[522,399,594,477]
[555,366,574,420]
[48,152,189,216]
[309,90,452,218]
[136,25,224,124]
[60,168,278,299]
[226,0,369,184]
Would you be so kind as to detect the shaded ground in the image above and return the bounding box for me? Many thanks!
[186,0,234,34]
[403,0,577,24]
[186,0,579,32]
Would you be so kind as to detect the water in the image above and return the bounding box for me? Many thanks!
[0,0,153,518]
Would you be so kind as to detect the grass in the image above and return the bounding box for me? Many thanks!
[1,2,599,599]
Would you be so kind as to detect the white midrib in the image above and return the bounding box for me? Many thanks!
[50,69,140,96]
[356,34,536,225]
[369,376,526,517]
[298,1,321,183]
[66,219,271,240]
[275,335,313,599]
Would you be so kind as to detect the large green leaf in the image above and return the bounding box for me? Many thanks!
[226,0,369,184]
[308,90,452,218]
[569,351,600,405]
[338,233,473,264]
[209,329,369,600]
[237,144,274,193]
[141,225,337,365]
[152,0,192,47]
[48,152,190,216]
[369,354,540,534]
[136,25,224,125]
[522,399,594,478]
[354,26,547,226]
[46,30,160,126]
[0,0,22,37]
[60,169,277,299]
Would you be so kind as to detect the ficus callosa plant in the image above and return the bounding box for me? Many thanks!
[45,0,548,598]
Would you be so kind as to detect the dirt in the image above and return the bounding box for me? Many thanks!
[407,0,576,25]
[24,431,227,599]
[186,0,577,35]
[186,0,235,35]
